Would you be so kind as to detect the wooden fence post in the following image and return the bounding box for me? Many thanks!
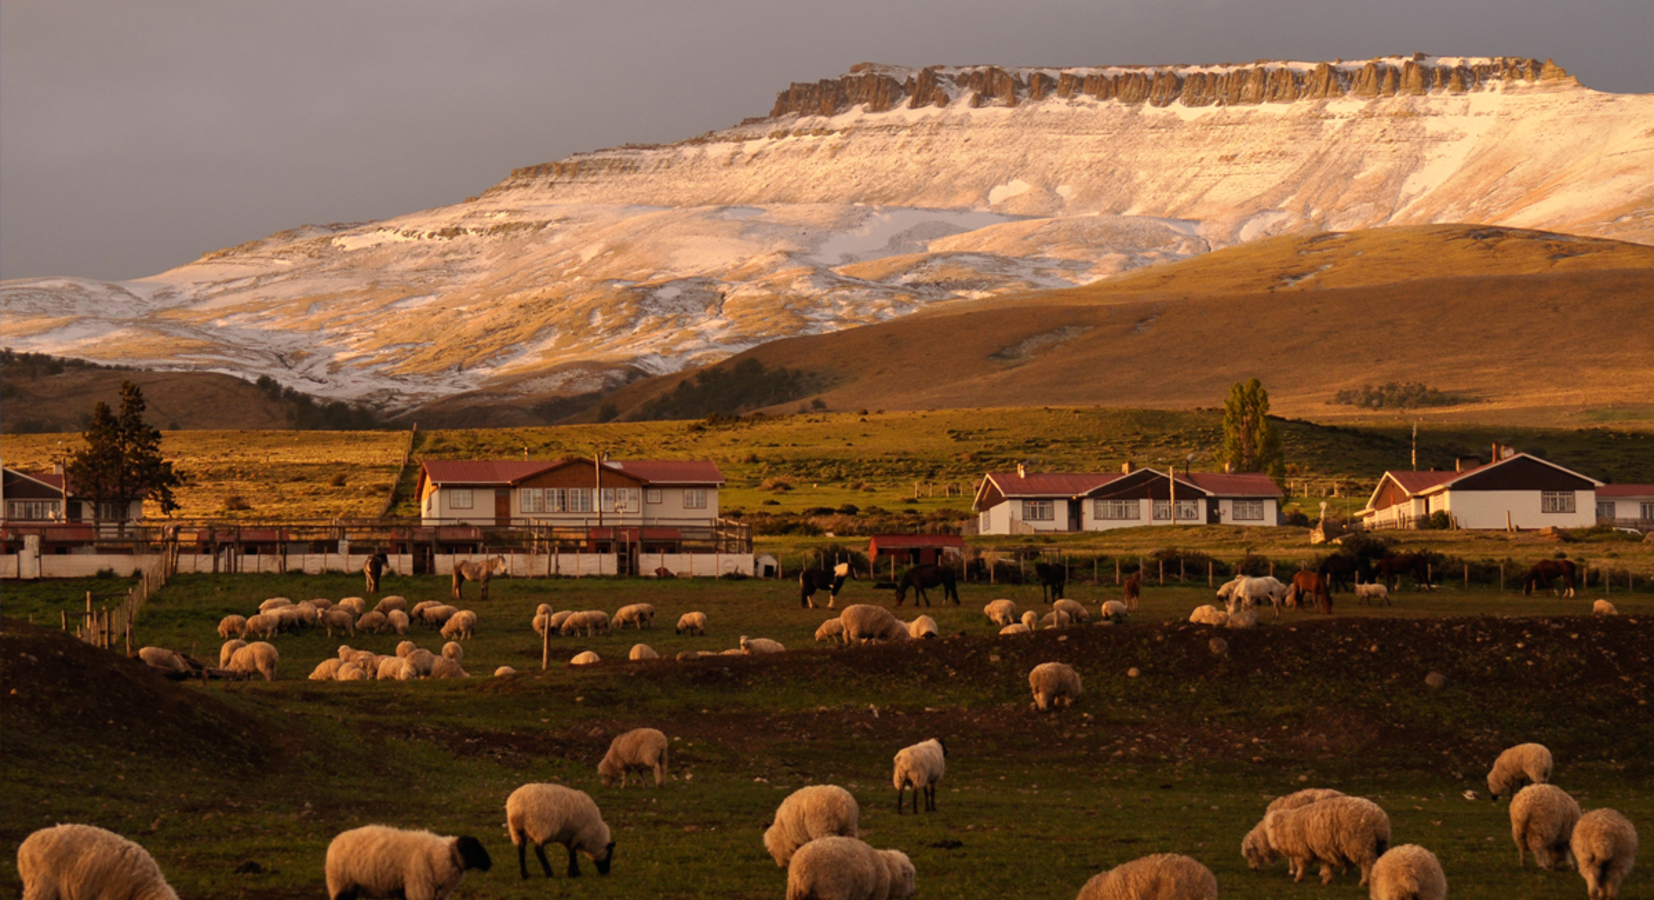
[1208,560,1213,587]
[1158,559,1165,586]
[1114,559,1121,586]
[1464,564,1469,590]
[1499,564,1504,592]
[542,619,550,671]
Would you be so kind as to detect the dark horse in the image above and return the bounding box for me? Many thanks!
[1317,553,1369,594]
[800,562,852,609]
[363,552,390,594]
[1033,561,1067,603]
[895,565,960,607]
[1377,552,1432,591]
[1523,559,1578,597]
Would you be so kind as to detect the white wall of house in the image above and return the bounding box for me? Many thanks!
[422,484,720,526]
[976,500,1054,535]
[1439,489,1596,530]
[1364,496,1431,529]
[1212,498,1278,527]
[1597,497,1654,522]
[1080,497,1209,531]
[422,485,502,525]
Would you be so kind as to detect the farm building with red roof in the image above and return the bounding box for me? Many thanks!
[1358,451,1602,530]
[972,463,1282,535]
[415,458,725,531]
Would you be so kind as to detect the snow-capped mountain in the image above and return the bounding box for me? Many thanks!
[4,55,1650,410]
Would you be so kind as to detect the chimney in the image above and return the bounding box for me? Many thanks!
[1016,462,1026,478]
[1491,442,1500,462]
[1121,461,1134,474]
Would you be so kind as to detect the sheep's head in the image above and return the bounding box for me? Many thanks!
[454,835,493,872]
[595,841,616,875]
[1241,824,1274,869]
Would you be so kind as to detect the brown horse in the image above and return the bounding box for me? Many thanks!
[1377,553,1432,591]
[452,555,507,601]
[1522,559,1577,597]
[1288,571,1332,615]
[363,552,389,594]
[1122,573,1141,612]
[895,565,960,607]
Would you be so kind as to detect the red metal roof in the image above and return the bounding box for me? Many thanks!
[1184,473,1283,498]
[1382,470,1461,495]
[608,460,725,484]
[986,472,1122,496]
[1597,484,1654,498]
[867,534,967,549]
[420,460,558,485]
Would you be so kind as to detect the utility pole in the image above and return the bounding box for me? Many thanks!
[1411,420,1419,471]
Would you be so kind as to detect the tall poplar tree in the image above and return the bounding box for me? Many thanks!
[1222,378,1285,480]
[66,381,181,519]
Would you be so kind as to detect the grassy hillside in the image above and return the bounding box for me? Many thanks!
[598,225,1654,428]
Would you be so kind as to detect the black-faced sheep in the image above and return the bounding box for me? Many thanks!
[1028,662,1081,711]
[1075,852,1217,900]
[892,738,946,814]
[18,823,180,900]
[598,727,669,788]
[505,783,615,880]
[323,824,491,900]
[1572,807,1638,900]
[675,611,706,635]
[785,836,914,900]
[1488,742,1553,801]
[1369,843,1446,900]
[1511,783,1581,869]
[906,615,939,640]
[765,785,860,868]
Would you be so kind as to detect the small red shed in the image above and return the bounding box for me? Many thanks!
[866,534,966,568]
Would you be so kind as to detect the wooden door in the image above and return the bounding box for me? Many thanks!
[495,489,511,527]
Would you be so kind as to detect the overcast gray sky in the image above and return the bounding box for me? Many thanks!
[3,0,1650,282]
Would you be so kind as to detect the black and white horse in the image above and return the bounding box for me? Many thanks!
[800,562,852,609]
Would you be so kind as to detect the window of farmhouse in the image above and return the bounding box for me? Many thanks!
[566,488,593,513]
[1152,500,1200,520]
[1643,501,1654,521]
[646,488,663,505]
[450,489,473,510]
[7,500,60,520]
[521,488,571,513]
[1232,499,1265,521]
[684,489,708,510]
[1596,501,1615,520]
[1022,499,1055,521]
[601,488,641,513]
[1093,499,1138,520]
[1541,491,1575,514]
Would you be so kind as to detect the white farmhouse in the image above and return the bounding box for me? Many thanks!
[1358,452,1600,531]
[972,464,1282,535]
[1595,484,1654,529]
[415,458,724,535]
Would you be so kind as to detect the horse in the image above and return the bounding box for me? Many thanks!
[452,555,507,601]
[1122,573,1141,612]
[1033,561,1066,604]
[1317,553,1368,594]
[895,565,960,607]
[1287,571,1332,615]
[1522,559,1577,597]
[1377,553,1432,591]
[800,563,852,609]
[363,552,389,594]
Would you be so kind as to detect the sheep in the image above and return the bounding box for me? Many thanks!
[279,605,317,630]
[1268,788,1347,813]
[1099,600,1129,624]
[1075,853,1217,900]
[386,610,410,635]
[907,615,939,640]
[217,614,247,639]
[613,603,656,630]
[838,605,910,645]
[243,612,281,639]
[317,608,356,638]
[429,657,468,679]
[1226,607,1259,629]
[505,782,615,879]
[675,611,707,635]
[598,727,669,788]
[377,656,405,680]
[17,823,180,900]
[999,623,1032,635]
[1029,662,1081,711]
[984,599,1018,627]
[394,657,423,681]
[1572,808,1638,900]
[310,597,334,610]
[258,596,293,613]
[570,651,600,666]
[629,644,659,661]
[532,605,556,638]
[137,646,187,672]
[719,648,746,656]
[547,610,576,632]
[410,600,436,623]
[1188,605,1229,626]
[816,619,846,642]
[399,648,438,679]
[337,662,370,682]
[1244,791,1347,872]
[741,635,786,654]
[1020,610,1039,629]
[440,610,477,640]
[1053,598,1089,623]
[785,836,914,900]
[1488,742,1553,801]
[372,595,407,615]
[420,604,459,629]
[495,666,518,677]
[227,641,280,682]
[324,824,492,899]
[219,639,247,669]
[395,640,417,658]
[441,641,464,663]
[1039,610,1072,630]
[1511,783,1582,869]
[1594,599,1618,615]
[1355,582,1391,606]
[310,658,346,681]
[1263,795,1390,885]
[560,610,608,637]
[1369,844,1446,900]
[892,738,946,814]
[355,610,389,634]
[765,784,860,868]
[336,596,367,616]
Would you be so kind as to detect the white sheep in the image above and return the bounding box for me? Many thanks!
[1369,844,1446,900]
[532,605,556,638]
[410,600,436,623]
[892,738,946,814]
[227,641,280,682]
[598,727,669,788]
[1244,789,1348,871]
[1188,605,1229,626]
[317,608,356,638]
[816,619,846,642]
[559,610,604,637]
[907,615,939,640]
[258,596,293,612]
[999,623,1032,635]
[984,599,1018,627]
[355,610,389,634]
[429,657,468,679]
[1594,599,1618,615]
[324,824,492,899]
[741,636,786,654]
[420,604,459,629]
[629,644,659,661]
[1029,662,1081,711]
[1020,610,1039,630]
[765,785,860,868]
[310,658,345,681]
[1039,610,1072,630]
[386,609,410,635]
[219,639,247,669]
[1572,807,1638,900]
[310,597,334,610]
[394,657,423,681]
[613,603,656,630]
[1099,600,1129,624]
[1268,788,1346,813]
[137,646,188,672]
[785,836,914,900]
[278,604,316,630]
[1053,598,1088,623]
[1263,795,1391,885]
[337,662,370,682]
[570,651,600,666]
[495,666,518,677]
[217,614,247,639]
[395,640,417,658]
[442,641,464,663]
[377,656,406,680]
[243,612,281,639]
[1355,582,1391,606]
[675,611,707,635]
[838,605,910,645]
[1487,742,1553,801]
[1075,853,1217,900]
[372,595,407,615]
[440,610,477,640]
[405,648,437,675]
[17,823,180,900]
[1511,783,1581,869]
[336,596,367,616]
[505,783,615,879]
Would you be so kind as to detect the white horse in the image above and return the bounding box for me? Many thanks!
[452,555,507,601]
[1217,575,1290,616]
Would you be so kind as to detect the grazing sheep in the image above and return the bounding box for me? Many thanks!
[227,642,280,682]
[395,640,417,658]
[1053,598,1089,623]
[785,836,914,900]
[1263,795,1390,885]
[741,636,786,654]
[999,623,1032,635]
[310,658,346,681]
[410,601,436,622]
[404,648,438,676]
[598,727,669,788]
[219,639,247,669]
[560,611,606,637]
[907,615,939,640]
[441,641,464,663]
[1226,607,1259,629]
[1188,605,1229,626]
[570,651,600,666]
[310,597,334,610]
[1488,743,1553,801]
[1075,853,1217,900]
[1020,610,1039,630]
[441,610,477,640]
[386,610,410,635]
[336,662,370,682]
[1594,599,1618,616]
[505,783,615,879]
[420,604,459,629]
[628,644,659,661]
[258,596,293,613]
[1355,582,1391,606]
[1572,808,1638,900]
[1039,610,1072,630]
[324,824,492,899]
[243,612,281,639]
[217,614,247,639]
[1369,844,1446,900]
[1099,600,1129,624]
[394,658,423,681]
[838,605,910,645]
[532,605,556,638]
[495,666,518,677]
[892,738,946,814]
[429,657,468,679]
[675,611,707,635]
[1028,662,1081,711]
[17,823,180,900]
[317,608,356,638]
[372,595,407,615]
[1268,788,1347,813]
[613,603,656,630]
[137,646,187,672]
[355,610,389,634]
[1511,783,1582,869]
[547,610,575,632]
[765,785,860,868]
[984,599,1018,627]
[377,656,405,680]
[280,604,317,630]
[815,619,846,642]
[1245,791,1348,871]
[336,596,367,616]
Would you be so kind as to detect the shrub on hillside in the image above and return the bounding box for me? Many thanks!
[1332,381,1469,409]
